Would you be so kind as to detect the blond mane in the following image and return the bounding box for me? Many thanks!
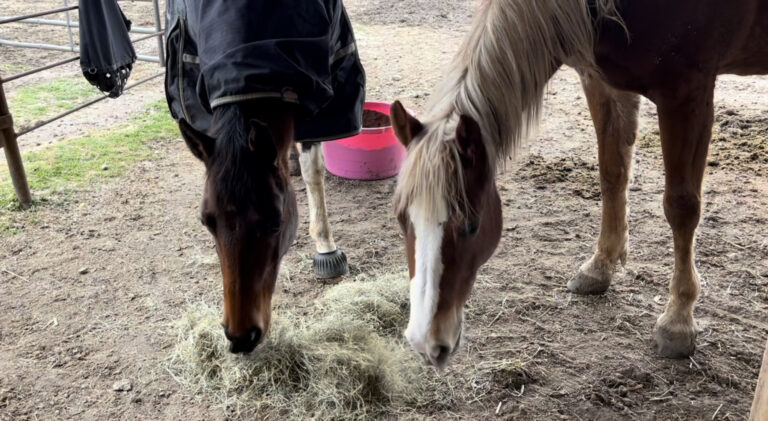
[395,0,621,220]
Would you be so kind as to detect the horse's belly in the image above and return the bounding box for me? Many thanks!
[719,1,768,75]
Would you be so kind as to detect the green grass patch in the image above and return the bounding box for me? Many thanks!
[8,77,99,127]
[0,100,178,234]
[0,62,33,78]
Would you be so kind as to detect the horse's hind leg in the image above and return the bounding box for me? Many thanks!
[652,77,715,358]
[569,73,639,295]
[297,142,349,278]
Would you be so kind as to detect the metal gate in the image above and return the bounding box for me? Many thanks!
[0,0,166,207]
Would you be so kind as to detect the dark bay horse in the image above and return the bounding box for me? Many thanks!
[165,0,364,353]
[391,0,767,369]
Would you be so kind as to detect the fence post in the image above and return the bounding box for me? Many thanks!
[0,81,32,207]
[63,0,76,52]
[152,0,165,66]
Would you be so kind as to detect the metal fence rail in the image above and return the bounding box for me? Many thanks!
[0,0,165,65]
[0,17,158,33]
[0,5,78,25]
[0,39,162,63]
[0,1,165,207]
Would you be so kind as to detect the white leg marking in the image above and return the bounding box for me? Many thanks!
[299,143,336,253]
[405,203,447,353]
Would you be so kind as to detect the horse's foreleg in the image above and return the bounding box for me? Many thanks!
[652,77,715,358]
[569,73,639,295]
[297,142,348,278]
[751,339,768,420]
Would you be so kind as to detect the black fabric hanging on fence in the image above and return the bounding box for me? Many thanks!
[78,0,137,98]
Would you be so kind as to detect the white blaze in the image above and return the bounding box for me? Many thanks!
[404,202,447,353]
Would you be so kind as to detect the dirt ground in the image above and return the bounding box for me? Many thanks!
[1,1,767,420]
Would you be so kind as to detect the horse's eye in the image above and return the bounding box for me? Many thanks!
[396,212,409,232]
[263,224,281,236]
[460,219,479,237]
[255,215,281,237]
[201,213,217,233]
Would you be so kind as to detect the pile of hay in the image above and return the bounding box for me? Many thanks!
[167,272,436,419]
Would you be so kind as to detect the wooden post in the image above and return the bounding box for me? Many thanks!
[751,339,768,421]
[0,81,32,207]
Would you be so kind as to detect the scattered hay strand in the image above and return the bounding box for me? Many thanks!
[166,272,441,420]
[316,272,410,337]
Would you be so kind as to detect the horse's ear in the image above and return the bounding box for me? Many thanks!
[179,119,215,162]
[248,120,278,166]
[390,100,423,147]
[455,114,483,167]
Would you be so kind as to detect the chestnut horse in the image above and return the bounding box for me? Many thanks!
[391,0,768,370]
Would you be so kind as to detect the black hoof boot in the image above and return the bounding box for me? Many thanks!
[313,249,348,279]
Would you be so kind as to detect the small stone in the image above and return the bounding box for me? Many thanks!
[101,164,109,171]
[392,75,402,81]
[112,379,132,392]
[78,267,89,275]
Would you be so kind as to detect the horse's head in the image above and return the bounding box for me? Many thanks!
[179,103,297,354]
[391,101,502,369]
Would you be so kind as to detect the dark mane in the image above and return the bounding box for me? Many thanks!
[209,104,273,208]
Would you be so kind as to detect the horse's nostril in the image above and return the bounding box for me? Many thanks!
[435,345,450,360]
[225,326,263,354]
[428,344,452,368]
[223,325,234,342]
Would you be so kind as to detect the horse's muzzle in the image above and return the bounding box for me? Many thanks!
[224,325,262,354]
[421,325,463,370]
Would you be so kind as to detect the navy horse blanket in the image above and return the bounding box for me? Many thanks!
[164,0,365,142]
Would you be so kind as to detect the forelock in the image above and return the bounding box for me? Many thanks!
[394,117,470,222]
[208,106,269,209]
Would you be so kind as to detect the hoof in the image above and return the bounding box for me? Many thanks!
[567,272,611,295]
[653,316,697,358]
[313,249,348,279]
[568,257,614,295]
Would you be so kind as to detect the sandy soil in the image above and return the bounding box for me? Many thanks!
[1,1,767,420]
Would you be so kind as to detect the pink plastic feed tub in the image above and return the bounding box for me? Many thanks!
[322,101,407,180]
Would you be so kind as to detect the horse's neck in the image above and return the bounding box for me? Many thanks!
[441,0,599,162]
